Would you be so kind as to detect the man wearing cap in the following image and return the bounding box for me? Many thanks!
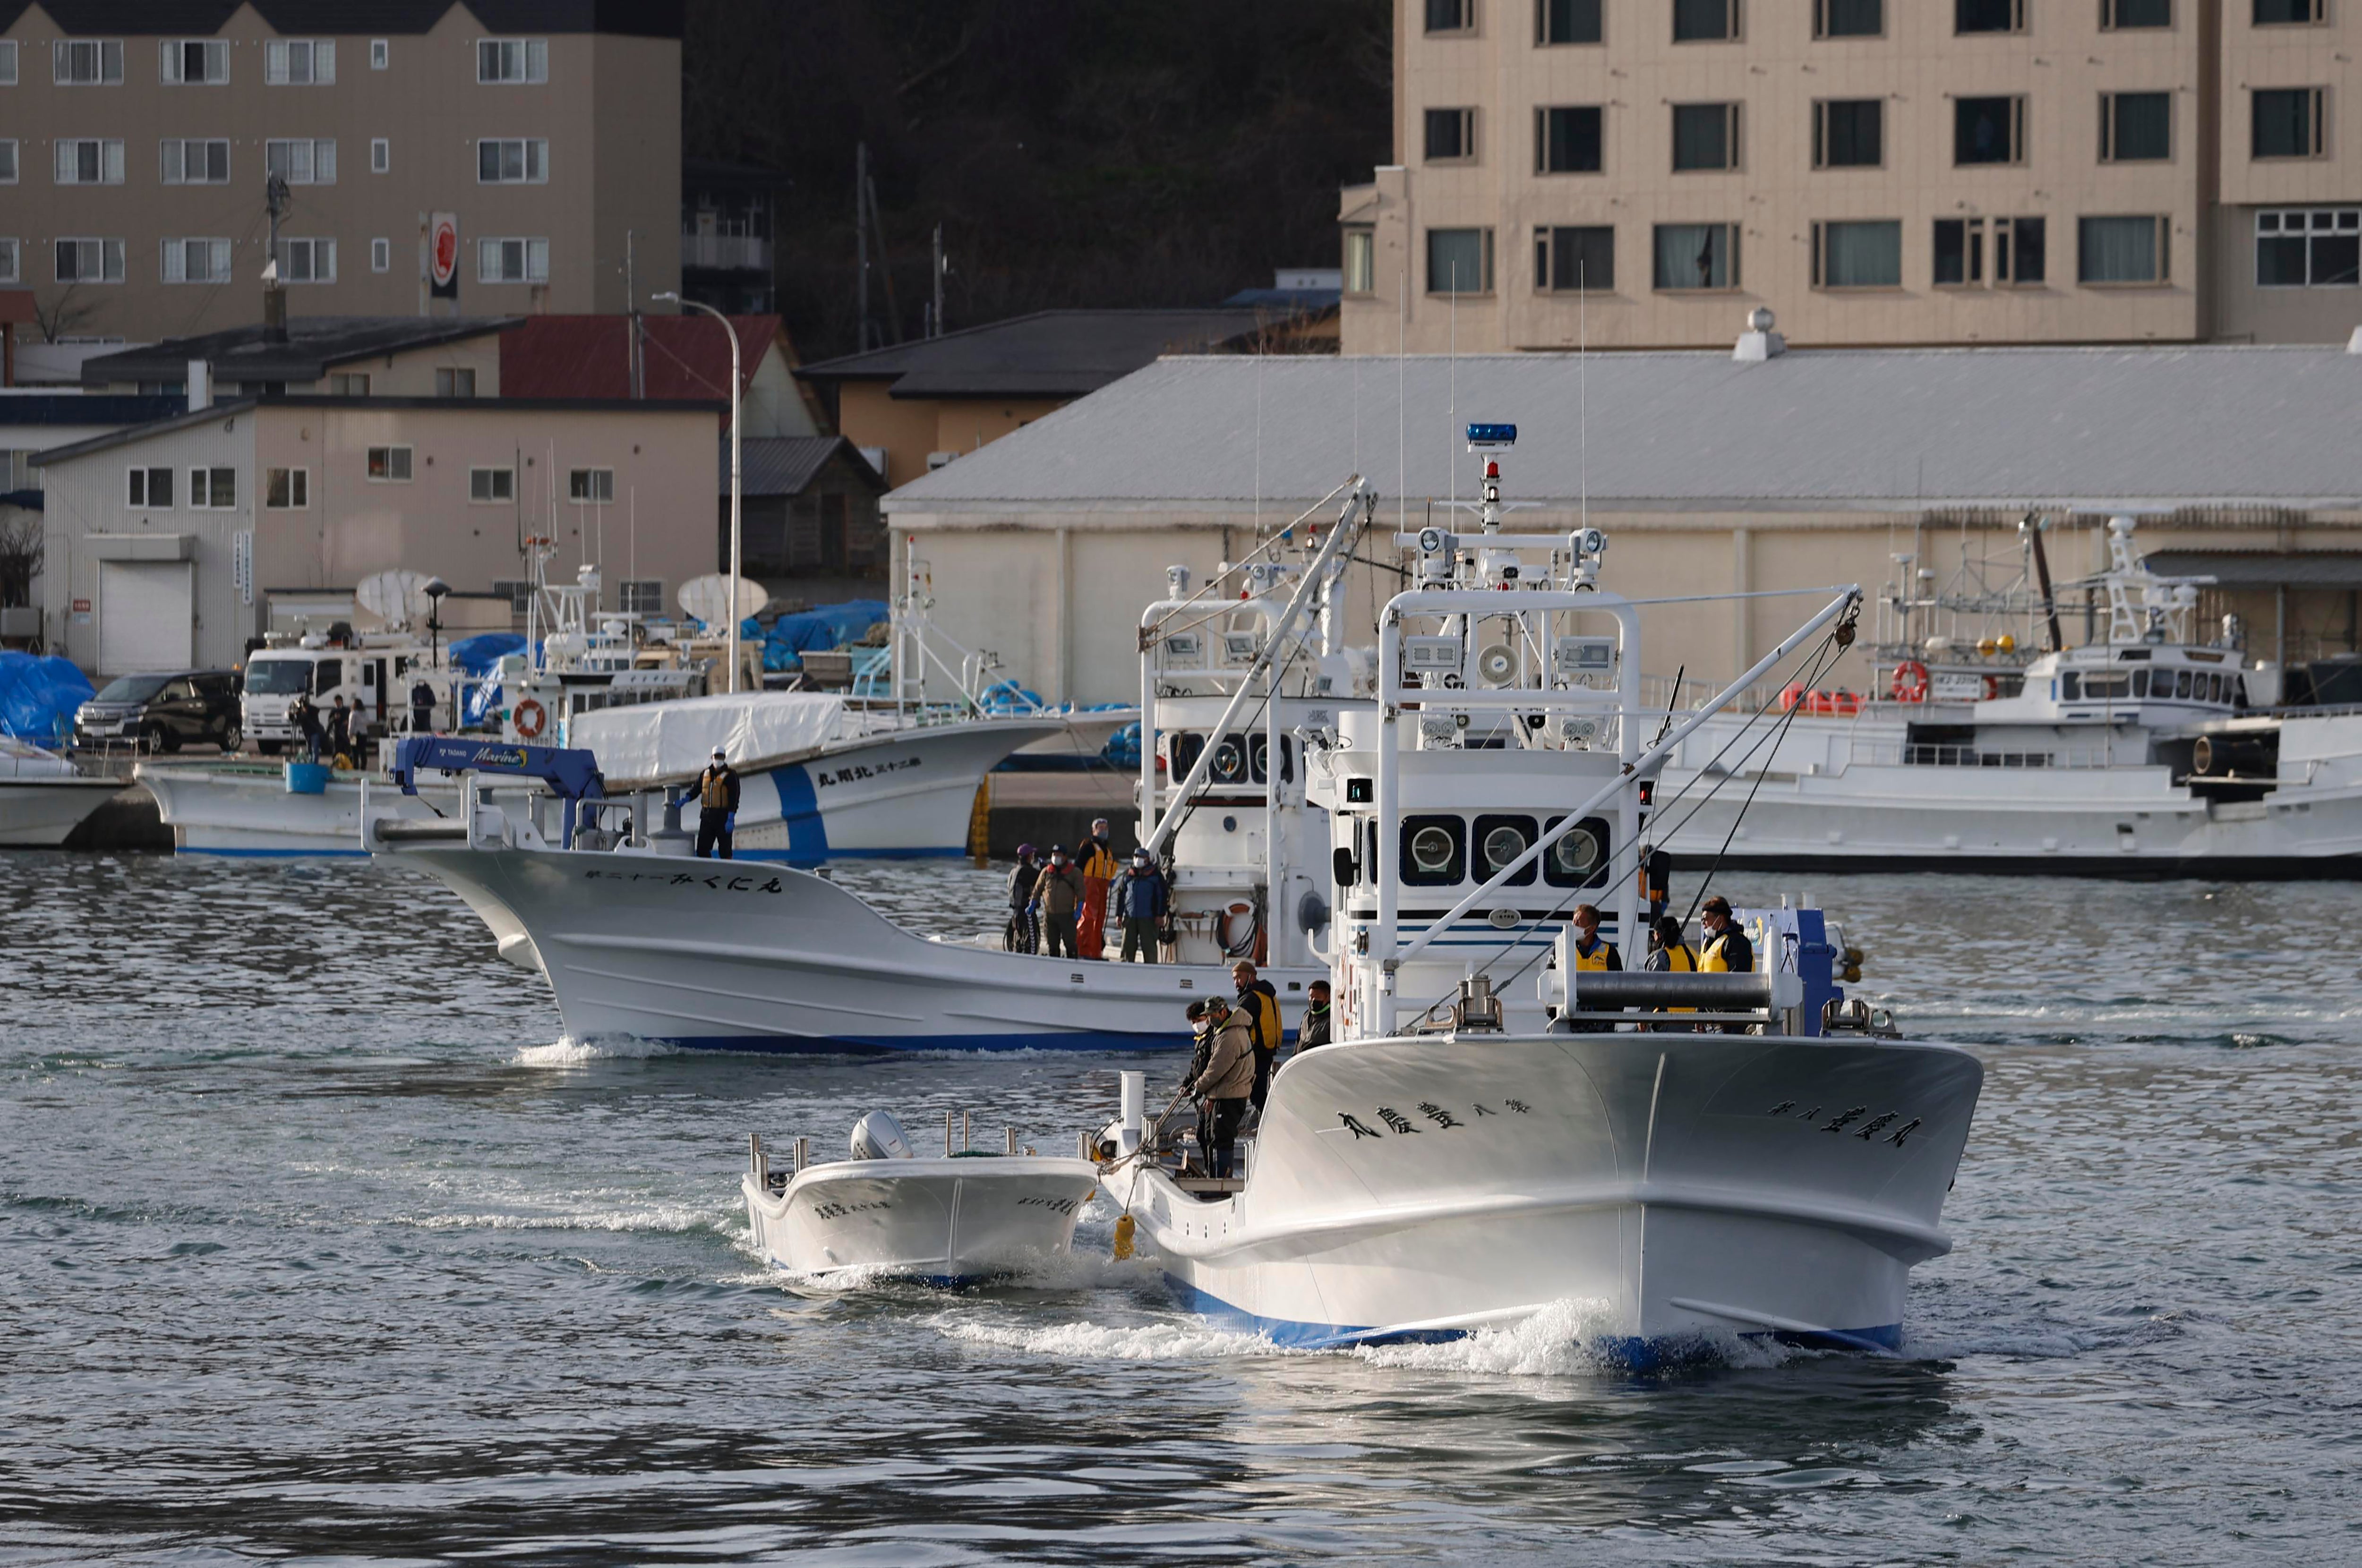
[692,746,741,859]
[1031,844,1086,958]
[1076,816,1119,959]
[1112,848,1169,963]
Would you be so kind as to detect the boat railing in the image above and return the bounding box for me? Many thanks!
[1831,741,2139,771]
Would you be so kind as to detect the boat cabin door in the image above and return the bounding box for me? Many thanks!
[364,657,387,722]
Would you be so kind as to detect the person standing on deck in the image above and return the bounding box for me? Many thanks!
[1006,844,1042,952]
[1077,818,1118,959]
[1294,980,1333,1053]
[1112,849,1169,963]
[1232,960,1283,1114]
[1185,996,1256,1180]
[692,747,740,860]
[1566,903,1623,1032]
[1033,846,1086,958]
[1698,895,1756,1035]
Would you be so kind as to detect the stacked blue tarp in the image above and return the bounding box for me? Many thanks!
[755,600,889,673]
[448,633,529,728]
[0,652,96,746]
[1103,722,1144,769]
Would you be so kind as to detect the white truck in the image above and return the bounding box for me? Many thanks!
[241,634,451,756]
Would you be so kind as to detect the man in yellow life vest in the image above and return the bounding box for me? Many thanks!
[1231,960,1283,1114]
[692,746,741,859]
[1643,914,1699,1028]
[1076,817,1119,960]
[1697,895,1756,1035]
[1566,903,1622,1032]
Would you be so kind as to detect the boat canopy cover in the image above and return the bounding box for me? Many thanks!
[570,691,847,784]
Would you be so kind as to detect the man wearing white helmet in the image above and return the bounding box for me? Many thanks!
[692,746,741,859]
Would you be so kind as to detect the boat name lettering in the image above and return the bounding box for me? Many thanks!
[1337,1099,1531,1139]
[1417,1101,1464,1129]
[1015,1195,1080,1214]
[581,869,786,894]
[811,1200,890,1219]
[1765,1101,1922,1148]
[1820,1105,1869,1133]
[1376,1107,1420,1135]
[815,755,923,788]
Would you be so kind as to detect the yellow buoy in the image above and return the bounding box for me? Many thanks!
[1113,1213,1136,1261]
[1976,637,1998,657]
[1997,633,2017,653]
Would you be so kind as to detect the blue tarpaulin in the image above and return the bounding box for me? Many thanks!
[756,600,888,673]
[0,652,96,746]
[447,633,526,676]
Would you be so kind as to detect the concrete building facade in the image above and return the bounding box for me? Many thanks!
[1343,0,2362,353]
[0,0,682,345]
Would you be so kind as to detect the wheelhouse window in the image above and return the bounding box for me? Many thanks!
[1652,223,1738,290]
[1536,225,1614,291]
[1812,220,1901,288]
[1472,815,1538,886]
[1542,815,1611,887]
[1814,99,1883,167]
[1536,105,1602,172]
[1673,102,1739,170]
[2101,92,2172,162]
[1537,0,1603,43]
[2079,215,2170,284]
[2255,208,2360,287]
[1401,816,1467,887]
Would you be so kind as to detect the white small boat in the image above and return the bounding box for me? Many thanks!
[0,738,121,847]
[742,1111,1100,1284]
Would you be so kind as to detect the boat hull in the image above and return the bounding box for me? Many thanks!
[0,777,124,847]
[1107,1030,1982,1358]
[742,1158,1100,1281]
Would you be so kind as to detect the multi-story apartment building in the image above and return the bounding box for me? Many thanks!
[1341,0,2362,352]
[0,1,681,344]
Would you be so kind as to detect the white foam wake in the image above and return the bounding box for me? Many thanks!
[513,1033,680,1065]
[931,1312,1298,1362]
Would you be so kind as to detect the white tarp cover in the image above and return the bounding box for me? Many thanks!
[570,692,846,784]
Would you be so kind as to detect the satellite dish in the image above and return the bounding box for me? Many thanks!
[676,574,768,628]
[356,569,437,630]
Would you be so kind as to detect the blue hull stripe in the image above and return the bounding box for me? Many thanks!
[771,763,829,862]
[1168,1276,1901,1364]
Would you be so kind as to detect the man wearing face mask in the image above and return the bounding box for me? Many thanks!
[1697,895,1755,1034]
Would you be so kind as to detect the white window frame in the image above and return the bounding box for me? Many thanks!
[476,38,548,83]
[370,237,391,273]
[127,466,174,509]
[477,237,549,284]
[619,579,665,616]
[188,467,237,511]
[265,138,336,184]
[265,467,310,509]
[2253,206,2362,288]
[275,238,337,284]
[159,40,229,84]
[54,238,126,284]
[54,139,125,185]
[370,137,389,173]
[0,140,15,184]
[265,40,335,85]
[53,40,124,85]
[367,446,413,483]
[568,468,616,503]
[476,137,548,183]
[469,466,517,504]
[0,239,17,285]
[161,238,232,284]
[160,138,231,184]
[0,40,17,85]
[369,39,389,70]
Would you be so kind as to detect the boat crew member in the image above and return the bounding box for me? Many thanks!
[1639,844,1673,938]
[692,747,741,860]
[1566,903,1623,1032]
[1033,845,1086,958]
[1077,817,1119,960]
[325,695,352,767]
[1184,996,1256,1180]
[1295,980,1333,1053]
[292,692,323,762]
[1698,895,1755,1035]
[1182,998,1219,1166]
[1232,960,1283,1111]
[1006,844,1042,952]
[1112,849,1168,964]
[408,677,436,736]
[1642,915,1698,1028]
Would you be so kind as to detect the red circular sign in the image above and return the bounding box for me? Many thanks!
[430,218,458,286]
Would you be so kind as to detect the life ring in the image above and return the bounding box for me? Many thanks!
[513,697,548,739]
[1889,661,1930,704]
[1981,673,2000,700]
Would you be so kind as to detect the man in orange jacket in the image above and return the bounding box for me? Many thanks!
[1076,816,1119,959]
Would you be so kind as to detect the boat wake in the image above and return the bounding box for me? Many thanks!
[930,1312,1300,1363]
[513,1033,681,1065]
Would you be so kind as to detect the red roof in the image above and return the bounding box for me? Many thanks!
[498,314,781,401]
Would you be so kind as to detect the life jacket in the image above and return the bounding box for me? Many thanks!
[1079,839,1118,880]
[1238,982,1282,1059]
[1574,937,1617,971]
[700,769,733,810]
[1702,929,1749,973]
[1655,942,1697,1013]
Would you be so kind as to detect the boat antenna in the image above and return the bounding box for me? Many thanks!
[1397,256,1406,537]
[1579,259,1589,538]
[1447,260,1456,518]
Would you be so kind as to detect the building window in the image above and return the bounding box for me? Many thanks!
[1537,0,1603,43]
[54,139,124,184]
[620,579,665,616]
[127,467,173,508]
[470,467,516,503]
[1424,0,1475,33]
[265,138,336,183]
[476,137,548,183]
[491,579,533,614]
[188,467,236,510]
[2252,88,2327,159]
[329,372,371,395]
[1535,225,1614,291]
[265,468,309,509]
[2079,215,2170,284]
[0,240,16,284]
[1535,106,1603,173]
[159,40,229,83]
[1955,95,2026,164]
[0,40,16,84]
[1672,103,1739,171]
[370,39,389,69]
[1956,0,2025,32]
[52,40,124,85]
[1427,227,1494,293]
[1814,0,1883,36]
[2101,92,2172,162]
[0,141,14,183]
[477,38,548,83]
[2255,208,2360,287]
[370,137,389,173]
[1814,99,1883,167]
[1343,228,1375,294]
[1673,0,1740,42]
[436,367,478,398]
[54,239,125,283]
[275,238,336,282]
[370,238,391,273]
[1653,222,1738,289]
[568,469,615,503]
[160,138,230,184]
[2103,0,2172,27]
[366,446,413,482]
[161,238,231,284]
[2254,0,2326,21]
[477,237,548,283]
[1424,108,1475,162]
[1812,220,1901,287]
[265,40,335,85]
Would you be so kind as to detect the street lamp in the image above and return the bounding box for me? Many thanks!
[653,291,743,694]
[422,577,450,732]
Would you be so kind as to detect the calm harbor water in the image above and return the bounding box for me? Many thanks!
[4,852,2359,1565]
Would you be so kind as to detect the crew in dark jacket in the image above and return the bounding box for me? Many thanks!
[1112,850,1169,963]
[1231,960,1283,1111]
[1294,980,1333,1053]
[1698,895,1755,1035]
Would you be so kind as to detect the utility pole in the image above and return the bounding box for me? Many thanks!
[855,142,871,350]
[624,230,644,398]
[931,223,945,339]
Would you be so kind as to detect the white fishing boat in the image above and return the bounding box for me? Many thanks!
[0,738,122,847]
[1095,425,1983,1363]
[1652,516,2362,874]
[362,482,1384,1044]
[742,1111,1099,1284]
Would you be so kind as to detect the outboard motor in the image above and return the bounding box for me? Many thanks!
[848,1110,914,1161]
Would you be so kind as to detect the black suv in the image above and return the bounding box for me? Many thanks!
[74,670,242,753]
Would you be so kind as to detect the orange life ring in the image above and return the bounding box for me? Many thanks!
[513,697,548,739]
[1981,673,2000,700]
[1890,661,1930,704]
